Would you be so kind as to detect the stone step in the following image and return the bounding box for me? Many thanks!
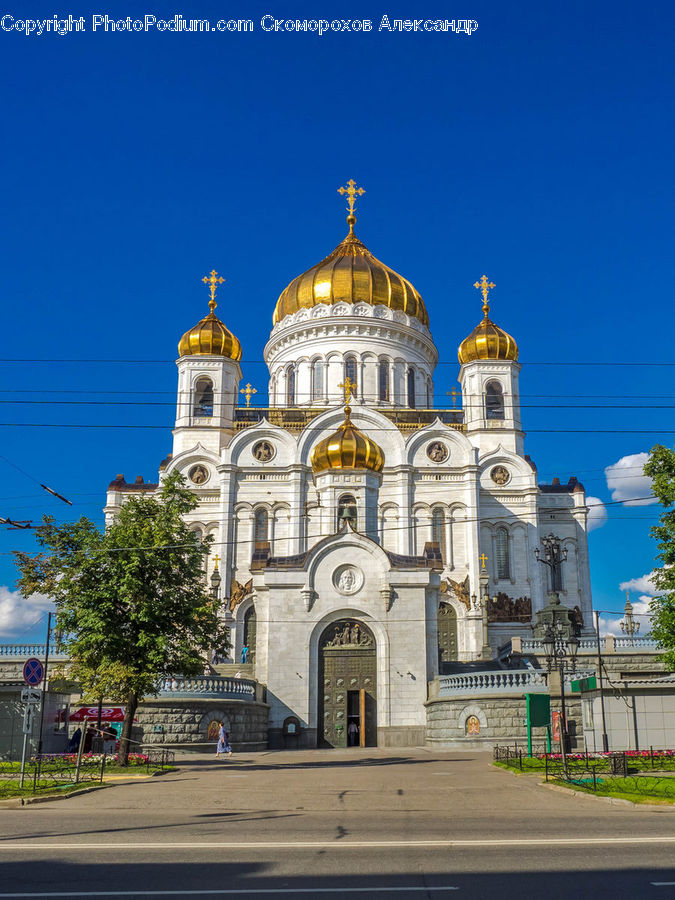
[212,663,255,678]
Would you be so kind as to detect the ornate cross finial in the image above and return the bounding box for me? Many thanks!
[337,179,365,231]
[474,275,496,317]
[479,552,488,569]
[202,269,225,312]
[338,377,357,405]
[240,383,257,408]
[446,387,460,409]
[213,554,221,570]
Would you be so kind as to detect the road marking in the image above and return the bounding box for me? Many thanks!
[0,837,674,850]
[0,888,459,897]
[652,884,675,887]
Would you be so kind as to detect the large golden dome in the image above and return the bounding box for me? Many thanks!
[273,224,428,327]
[178,270,242,361]
[311,406,385,474]
[458,276,518,364]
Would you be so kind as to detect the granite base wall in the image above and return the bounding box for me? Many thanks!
[426,694,582,749]
[133,698,269,752]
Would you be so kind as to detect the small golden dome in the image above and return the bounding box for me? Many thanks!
[273,226,428,328]
[178,270,242,360]
[311,406,385,475]
[458,276,518,364]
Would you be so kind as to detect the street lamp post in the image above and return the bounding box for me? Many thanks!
[541,623,578,776]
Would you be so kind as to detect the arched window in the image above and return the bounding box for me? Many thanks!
[495,527,510,579]
[426,377,433,408]
[193,377,214,417]
[254,508,269,544]
[344,356,357,394]
[311,359,324,402]
[431,507,446,562]
[337,493,357,531]
[286,365,296,406]
[485,381,505,420]
[378,360,390,402]
[407,367,416,409]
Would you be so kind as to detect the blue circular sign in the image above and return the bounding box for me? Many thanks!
[23,658,43,686]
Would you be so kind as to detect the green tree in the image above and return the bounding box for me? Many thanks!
[15,472,229,763]
[644,444,675,670]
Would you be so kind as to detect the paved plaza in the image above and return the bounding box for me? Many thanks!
[1,748,675,898]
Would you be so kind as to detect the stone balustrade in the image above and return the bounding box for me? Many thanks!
[157,675,257,700]
[438,669,548,696]
[0,644,68,659]
[514,635,660,655]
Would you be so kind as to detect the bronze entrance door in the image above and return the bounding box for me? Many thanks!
[319,620,376,748]
[437,601,458,674]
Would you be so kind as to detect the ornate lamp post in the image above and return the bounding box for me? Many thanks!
[620,591,640,640]
[537,618,579,775]
[534,534,568,591]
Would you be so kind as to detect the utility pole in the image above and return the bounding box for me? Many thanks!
[36,611,52,756]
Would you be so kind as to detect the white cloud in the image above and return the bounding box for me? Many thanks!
[605,452,657,506]
[0,586,54,638]
[619,572,658,596]
[586,496,608,531]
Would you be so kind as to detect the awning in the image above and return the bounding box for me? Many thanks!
[69,706,126,722]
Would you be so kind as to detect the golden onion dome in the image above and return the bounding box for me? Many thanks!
[311,405,385,475]
[178,270,242,361]
[457,276,518,364]
[273,219,428,328]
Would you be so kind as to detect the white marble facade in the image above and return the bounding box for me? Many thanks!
[105,250,594,747]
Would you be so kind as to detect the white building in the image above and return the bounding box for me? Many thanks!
[105,187,594,749]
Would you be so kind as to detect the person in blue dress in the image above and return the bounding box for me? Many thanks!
[215,724,232,758]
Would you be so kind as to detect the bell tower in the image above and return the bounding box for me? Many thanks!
[173,270,243,457]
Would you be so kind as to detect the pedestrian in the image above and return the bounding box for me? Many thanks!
[83,724,97,753]
[215,724,233,758]
[67,727,82,753]
[102,724,117,755]
[241,645,249,664]
[347,721,359,746]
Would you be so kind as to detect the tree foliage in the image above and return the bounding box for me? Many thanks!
[644,445,675,670]
[15,472,229,762]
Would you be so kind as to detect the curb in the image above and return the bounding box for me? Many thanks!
[538,780,675,810]
[0,770,168,808]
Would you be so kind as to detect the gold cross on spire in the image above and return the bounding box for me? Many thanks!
[202,269,225,312]
[446,387,460,409]
[338,377,357,405]
[474,275,496,317]
[479,552,488,569]
[213,554,221,570]
[337,179,365,231]
[240,383,257,408]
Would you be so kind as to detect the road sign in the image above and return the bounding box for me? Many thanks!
[22,703,35,735]
[21,687,42,705]
[23,657,43,686]
[571,676,597,693]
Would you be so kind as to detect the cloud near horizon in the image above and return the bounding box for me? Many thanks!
[586,496,608,531]
[605,452,657,506]
[0,586,54,638]
[598,571,657,636]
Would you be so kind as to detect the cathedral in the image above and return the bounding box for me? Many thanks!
[105,181,593,749]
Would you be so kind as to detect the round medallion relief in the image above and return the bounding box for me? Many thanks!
[252,440,275,462]
[490,465,510,486]
[332,564,364,595]
[426,441,449,464]
[188,464,209,485]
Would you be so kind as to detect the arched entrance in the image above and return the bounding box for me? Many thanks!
[437,602,458,673]
[318,619,377,748]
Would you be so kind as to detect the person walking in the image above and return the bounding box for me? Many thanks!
[215,724,233,759]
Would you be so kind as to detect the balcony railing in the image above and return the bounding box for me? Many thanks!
[234,406,465,434]
[0,644,68,659]
[516,636,660,655]
[157,675,257,700]
[438,669,548,696]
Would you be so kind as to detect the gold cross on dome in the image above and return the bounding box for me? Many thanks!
[479,553,488,569]
[446,387,460,409]
[338,377,357,404]
[213,554,221,570]
[202,269,225,309]
[240,383,257,408]
[474,275,496,316]
[337,179,365,216]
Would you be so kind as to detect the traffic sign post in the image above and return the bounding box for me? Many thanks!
[21,687,42,705]
[23,658,44,686]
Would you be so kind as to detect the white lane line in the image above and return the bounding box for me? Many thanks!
[652,884,675,887]
[0,888,459,897]
[0,837,674,850]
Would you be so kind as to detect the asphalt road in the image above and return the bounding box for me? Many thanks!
[1,748,675,899]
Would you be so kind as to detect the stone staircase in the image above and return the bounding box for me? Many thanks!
[211,662,255,679]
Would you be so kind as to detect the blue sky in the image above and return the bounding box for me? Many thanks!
[0,0,673,638]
